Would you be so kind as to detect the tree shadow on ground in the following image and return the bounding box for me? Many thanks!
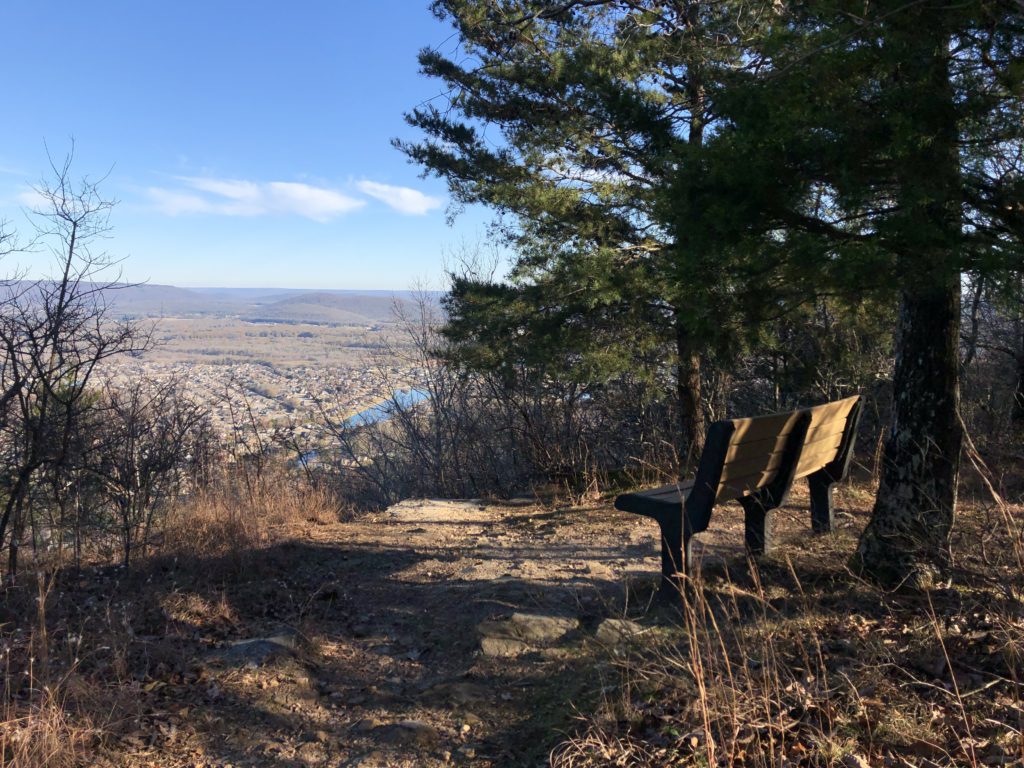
[20,503,664,767]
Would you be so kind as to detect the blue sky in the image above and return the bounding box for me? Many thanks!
[0,1,489,289]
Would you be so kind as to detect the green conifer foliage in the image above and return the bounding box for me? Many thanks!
[692,0,1023,585]
[400,0,755,463]
[404,0,1023,584]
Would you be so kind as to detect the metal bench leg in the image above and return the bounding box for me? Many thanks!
[741,496,773,555]
[808,471,835,533]
[656,514,685,599]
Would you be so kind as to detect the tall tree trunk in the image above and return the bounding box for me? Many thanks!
[960,274,985,369]
[676,322,705,469]
[855,283,963,588]
[676,0,707,471]
[1013,289,1024,426]
[855,13,963,588]
[8,493,25,579]
[1012,353,1024,426]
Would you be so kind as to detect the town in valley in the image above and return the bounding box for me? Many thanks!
[97,283,429,457]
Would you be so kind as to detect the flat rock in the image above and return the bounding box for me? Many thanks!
[386,498,490,525]
[209,633,298,668]
[583,561,615,580]
[480,636,532,658]
[374,720,440,748]
[595,618,645,646]
[478,612,579,645]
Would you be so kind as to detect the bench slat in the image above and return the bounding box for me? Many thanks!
[718,434,845,499]
[794,431,847,479]
[719,450,787,485]
[724,415,851,464]
[614,480,694,520]
[808,395,856,419]
[803,417,852,446]
[726,410,804,445]
[717,470,781,501]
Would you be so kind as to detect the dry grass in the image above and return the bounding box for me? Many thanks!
[0,688,90,768]
[0,467,342,768]
[162,468,341,565]
[552,475,1024,768]
[1,577,108,768]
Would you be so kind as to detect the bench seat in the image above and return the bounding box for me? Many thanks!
[615,481,694,521]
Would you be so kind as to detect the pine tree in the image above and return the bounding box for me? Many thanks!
[693,0,1023,585]
[401,0,753,464]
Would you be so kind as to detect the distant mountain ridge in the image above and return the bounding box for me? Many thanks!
[93,283,441,325]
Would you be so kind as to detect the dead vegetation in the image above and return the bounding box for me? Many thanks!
[552,476,1024,768]
[161,468,340,565]
[0,473,1021,767]
[0,469,344,768]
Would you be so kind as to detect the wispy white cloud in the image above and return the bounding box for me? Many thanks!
[266,181,364,222]
[147,175,443,220]
[355,180,442,216]
[148,177,365,221]
[146,188,214,216]
[16,188,49,209]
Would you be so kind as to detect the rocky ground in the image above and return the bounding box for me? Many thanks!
[10,482,1019,767]
[21,495,723,767]
[7,485,886,767]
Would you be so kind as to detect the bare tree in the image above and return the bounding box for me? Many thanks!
[0,151,151,578]
[89,376,212,567]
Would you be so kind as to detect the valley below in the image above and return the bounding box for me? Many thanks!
[98,284,432,452]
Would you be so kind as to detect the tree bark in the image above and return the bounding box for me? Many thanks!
[855,281,963,587]
[676,0,707,471]
[1013,298,1024,426]
[1012,352,1024,427]
[676,322,705,470]
[853,12,964,589]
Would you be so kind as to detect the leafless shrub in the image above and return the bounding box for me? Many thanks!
[0,151,152,579]
[86,376,214,567]
[322,289,681,507]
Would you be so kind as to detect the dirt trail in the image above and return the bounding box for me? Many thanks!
[83,498,721,768]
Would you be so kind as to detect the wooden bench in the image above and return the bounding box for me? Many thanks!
[615,395,862,597]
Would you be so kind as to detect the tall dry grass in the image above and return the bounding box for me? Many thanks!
[0,689,87,768]
[554,565,852,768]
[1,466,342,767]
[552,485,1024,768]
[1,576,101,768]
[162,467,340,564]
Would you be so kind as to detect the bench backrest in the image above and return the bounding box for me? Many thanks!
[793,396,862,480]
[684,395,861,526]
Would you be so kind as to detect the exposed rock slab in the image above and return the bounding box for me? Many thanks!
[595,618,645,646]
[209,633,298,668]
[386,498,490,525]
[478,612,580,656]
